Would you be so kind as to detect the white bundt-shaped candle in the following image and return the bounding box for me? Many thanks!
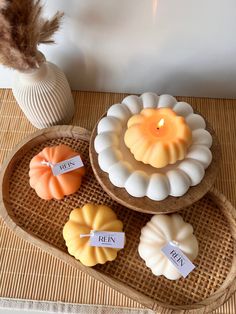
[94,93,213,201]
[138,214,198,280]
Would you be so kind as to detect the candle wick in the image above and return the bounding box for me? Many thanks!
[41,160,54,168]
[170,240,179,247]
[80,230,95,238]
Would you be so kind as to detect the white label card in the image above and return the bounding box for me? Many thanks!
[52,155,84,176]
[90,231,125,249]
[161,242,196,278]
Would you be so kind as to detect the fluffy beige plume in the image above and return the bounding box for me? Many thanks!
[0,0,63,71]
[39,11,64,44]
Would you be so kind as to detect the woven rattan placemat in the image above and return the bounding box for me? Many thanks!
[0,89,236,313]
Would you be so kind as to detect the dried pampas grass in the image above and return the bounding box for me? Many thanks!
[0,0,7,9]
[0,0,63,71]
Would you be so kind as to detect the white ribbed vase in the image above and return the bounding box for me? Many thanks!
[12,61,75,129]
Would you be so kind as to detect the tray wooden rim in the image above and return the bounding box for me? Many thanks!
[0,125,235,313]
[90,113,221,214]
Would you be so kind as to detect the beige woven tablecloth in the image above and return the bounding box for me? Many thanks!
[0,89,236,313]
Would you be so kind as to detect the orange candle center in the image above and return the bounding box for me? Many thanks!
[124,107,193,168]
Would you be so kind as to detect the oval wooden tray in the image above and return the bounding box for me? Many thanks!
[90,114,221,214]
[0,125,235,313]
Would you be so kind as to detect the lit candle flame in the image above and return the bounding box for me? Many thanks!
[157,118,165,129]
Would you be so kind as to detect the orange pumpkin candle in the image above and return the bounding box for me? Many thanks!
[29,144,85,200]
[124,108,192,168]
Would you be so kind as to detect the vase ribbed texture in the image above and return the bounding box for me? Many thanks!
[12,62,75,129]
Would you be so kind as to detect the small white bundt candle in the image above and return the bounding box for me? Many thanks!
[138,214,198,280]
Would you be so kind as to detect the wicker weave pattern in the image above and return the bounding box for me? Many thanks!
[7,135,234,308]
[1,90,236,313]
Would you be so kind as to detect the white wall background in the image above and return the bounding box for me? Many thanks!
[1,0,236,98]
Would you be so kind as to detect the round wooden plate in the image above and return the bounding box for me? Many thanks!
[89,114,221,214]
[0,125,235,313]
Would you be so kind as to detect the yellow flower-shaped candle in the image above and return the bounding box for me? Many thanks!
[63,204,124,266]
[124,108,192,168]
